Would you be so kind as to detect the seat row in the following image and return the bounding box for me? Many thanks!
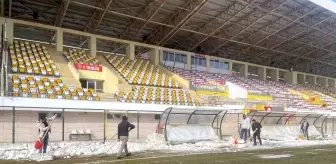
[105,55,180,88]
[11,74,100,101]
[115,86,199,106]
[63,49,99,65]
[10,40,60,76]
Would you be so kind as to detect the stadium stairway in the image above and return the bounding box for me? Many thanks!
[96,53,129,86]
[96,53,133,100]
[46,45,81,88]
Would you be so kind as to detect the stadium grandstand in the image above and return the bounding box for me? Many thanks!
[0,0,336,163]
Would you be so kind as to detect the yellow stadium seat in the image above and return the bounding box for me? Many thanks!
[65,95,71,100]
[49,94,55,99]
[71,91,77,96]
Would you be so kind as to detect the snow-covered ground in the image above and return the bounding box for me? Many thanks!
[1,133,336,162]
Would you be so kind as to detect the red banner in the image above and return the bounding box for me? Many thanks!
[216,80,225,85]
[74,62,102,72]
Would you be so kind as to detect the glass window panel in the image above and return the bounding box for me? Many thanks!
[80,79,87,88]
[163,51,168,61]
[169,53,175,61]
[215,60,219,68]
[191,56,195,65]
[175,54,181,62]
[88,81,95,90]
[96,81,103,92]
[181,55,186,63]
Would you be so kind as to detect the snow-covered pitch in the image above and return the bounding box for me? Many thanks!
[1,133,336,162]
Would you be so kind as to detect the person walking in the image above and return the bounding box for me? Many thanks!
[117,116,135,159]
[251,119,262,146]
[240,114,251,143]
[301,119,310,140]
[38,114,57,153]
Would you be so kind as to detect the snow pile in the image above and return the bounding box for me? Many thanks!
[0,144,53,161]
[0,133,231,161]
[261,125,321,141]
[166,125,219,145]
[1,133,336,161]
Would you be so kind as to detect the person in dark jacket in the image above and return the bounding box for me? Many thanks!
[301,119,309,140]
[251,119,262,146]
[117,116,135,159]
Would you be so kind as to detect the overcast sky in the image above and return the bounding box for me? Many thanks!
[309,0,336,13]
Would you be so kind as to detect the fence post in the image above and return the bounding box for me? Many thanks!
[104,109,106,143]
[62,109,65,141]
[12,107,15,144]
[333,116,335,137]
[137,111,139,139]
[326,117,328,135]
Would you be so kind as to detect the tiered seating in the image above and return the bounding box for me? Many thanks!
[168,67,217,90]
[105,55,180,88]
[115,86,198,106]
[166,66,336,111]
[238,79,336,111]
[169,66,261,94]
[10,40,60,76]
[11,74,100,101]
[63,49,99,65]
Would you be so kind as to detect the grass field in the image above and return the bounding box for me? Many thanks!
[2,145,336,164]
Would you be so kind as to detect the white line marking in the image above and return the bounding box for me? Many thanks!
[75,152,208,164]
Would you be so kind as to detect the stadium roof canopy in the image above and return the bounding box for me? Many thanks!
[4,0,336,77]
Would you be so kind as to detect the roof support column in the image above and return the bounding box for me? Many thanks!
[149,47,159,65]
[126,43,135,60]
[229,61,233,74]
[5,18,13,44]
[89,35,96,58]
[56,28,63,53]
[186,53,191,69]
[0,17,4,40]
[258,67,266,81]
[206,56,210,72]
[239,64,248,77]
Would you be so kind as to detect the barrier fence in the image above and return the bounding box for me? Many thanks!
[1,107,336,144]
[0,107,163,144]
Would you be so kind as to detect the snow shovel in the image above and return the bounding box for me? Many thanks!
[237,129,257,144]
[99,129,132,157]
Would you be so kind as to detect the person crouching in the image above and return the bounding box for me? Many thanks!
[117,116,135,159]
[251,119,262,146]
